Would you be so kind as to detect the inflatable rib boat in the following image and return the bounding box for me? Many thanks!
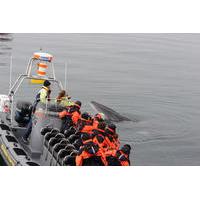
[0,52,74,166]
[0,51,132,166]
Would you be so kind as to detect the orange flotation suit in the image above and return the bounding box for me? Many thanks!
[72,110,81,125]
[92,128,108,150]
[58,109,72,118]
[92,119,99,129]
[80,125,94,134]
[105,149,130,166]
[76,143,107,166]
[104,135,117,150]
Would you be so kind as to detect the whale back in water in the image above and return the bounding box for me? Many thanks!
[90,101,131,123]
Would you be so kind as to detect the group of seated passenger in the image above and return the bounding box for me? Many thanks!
[51,92,132,166]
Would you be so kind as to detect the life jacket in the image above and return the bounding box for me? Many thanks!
[72,110,81,125]
[31,86,50,114]
[56,97,74,107]
[35,86,49,104]
[92,128,105,136]
[115,150,130,166]
[81,125,94,134]
[114,139,120,150]
[58,108,72,118]
[92,129,107,150]
[76,118,92,132]
[58,104,81,120]
[82,138,93,145]
[105,150,130,166]
[75,143,107,166]
[104,128,120,150]
[113,135,120,150]
[81,133,93,145]
[105,155,121,166]
[92,119,99,129]
[104,135,117,150]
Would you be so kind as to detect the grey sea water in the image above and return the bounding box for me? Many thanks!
[0,33,200,166]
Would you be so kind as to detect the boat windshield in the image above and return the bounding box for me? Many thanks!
[10,77,62,127]
[31,100,64,130]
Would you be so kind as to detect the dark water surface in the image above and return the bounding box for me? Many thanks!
[1,33,200,165]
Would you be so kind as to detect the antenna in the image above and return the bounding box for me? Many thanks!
[9,54,13,92]
[64,62,67,90]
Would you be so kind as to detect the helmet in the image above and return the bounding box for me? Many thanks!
[43,80,51,87]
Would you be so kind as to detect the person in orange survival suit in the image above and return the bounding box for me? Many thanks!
[91,122,108,150]
[71,112,104,150]
[66,112,93,148]
[75,142,107,166]
[92,113,105,129]
[105,144,131,166]
[73,119,108,151]
[58,100,82,132]
[104,123,120,150]
[70,112,94,149]
[71,101,82,126]
[76,112,93,133]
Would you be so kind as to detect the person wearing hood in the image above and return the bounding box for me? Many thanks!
[105,144,131,166]
[56,90,74,107]
[75,142,107,166]
[104,123,120,150]
[58,100,82,132]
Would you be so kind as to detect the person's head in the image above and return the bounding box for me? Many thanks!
[57,90,66,103]
[84,142,99,155]
[121,144,131,155]
[58,90,66,98]
[81,133,92,141]
[74,100,82,109]
[106,123,116,135]
[113,133,119,139]
[58,90,71,99]
[94,113,105,121]
[43,80,51,89]
[97,121,106,131]
[81,112,92,122]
